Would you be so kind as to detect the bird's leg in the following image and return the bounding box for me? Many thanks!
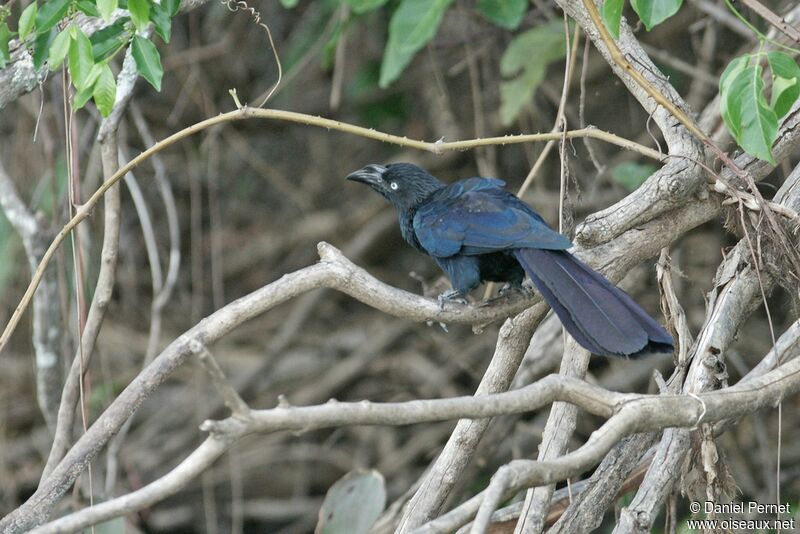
[438,289,468,309]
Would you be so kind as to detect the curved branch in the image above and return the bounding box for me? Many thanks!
[416,322,800,533]
[613,157,800,533]
[554,0,706,247]
[27,323,800,534]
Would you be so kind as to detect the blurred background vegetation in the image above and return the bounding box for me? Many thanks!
[1,0,799,531]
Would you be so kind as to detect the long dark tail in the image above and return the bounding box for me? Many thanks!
[513,248,673,358]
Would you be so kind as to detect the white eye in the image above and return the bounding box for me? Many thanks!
[390,182,399,190]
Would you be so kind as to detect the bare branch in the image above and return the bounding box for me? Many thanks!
[555,0,706,247]
[193,343,250,417]
[413,326,800,533]
[42,45,140,480]
[514,338,590,533]
[27,330,800,534]
[0,156,62,431]
[613,160,800,533]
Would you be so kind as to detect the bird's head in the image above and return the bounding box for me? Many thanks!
[346,163,444,211]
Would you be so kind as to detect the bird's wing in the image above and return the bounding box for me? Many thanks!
[413,178,572,258]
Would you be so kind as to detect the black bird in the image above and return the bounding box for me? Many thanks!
[346,162,673,358]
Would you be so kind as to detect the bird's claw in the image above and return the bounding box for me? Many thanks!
[438,289,468,310]
[498,283,531,297]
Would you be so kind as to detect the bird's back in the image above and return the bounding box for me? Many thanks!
[413,178,572,258]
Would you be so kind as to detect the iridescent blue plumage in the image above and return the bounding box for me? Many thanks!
[346,162,673,358]
[414,180,572,257]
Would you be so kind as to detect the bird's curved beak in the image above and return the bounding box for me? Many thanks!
[346,164,388,188]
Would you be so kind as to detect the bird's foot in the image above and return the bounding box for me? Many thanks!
[498,283,532,297]
[438,289,468,310]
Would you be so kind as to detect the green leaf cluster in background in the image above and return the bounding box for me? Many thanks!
[345,0,388,15]
[499,21,567,125]
[278,0,554,127]
[601,0,683,38]
[379,0,454,88]
[630,0,683,31]
[720,52,800,163]
[2,0,176,116]
[476,0,527,30]
[611,161,657,191]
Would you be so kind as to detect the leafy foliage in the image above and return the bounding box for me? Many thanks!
[476,0,527,30]
[18,3,38,40]
[3,0,175,116]
[630,0,683,31]
[379,0,454,88]
[36,0,71,34]
[345,0,388,14]
[719,52,800,163]
[611,161,657,191]
[499,21,567,125]
[601,0,624,39]
[767,51,800,119]
[595,0,799,163]
[0,22,10,68]
[97,0,117,22]
[68,26,94,91]
[131,34,162,91]
[600,0,683,36]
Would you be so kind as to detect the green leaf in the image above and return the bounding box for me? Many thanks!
[76,0,100,17]
[379,0,455,88]
[97,0,117,21]
[767,51,800,119]
[719,55,749,139]
[611,161,657,191]
[630,0,682,30]
[722,65,778,163]
[72,84,93,109]
[18,3,38,41]
[150,2,171,43]
[498,21,567,125]
[127,0,150,31]
[68,28,94,90]
[90,18,128,60]
[346,0,387,14]
[476,0,527,30]
[280,0,299,7]
[500,68,545,125]
[93,63,116,116]
[720,55,748,94]
[601,0,624,39]
[48,25,72,69]
[131,34,162,90]
[32,27,55,69]
[316,470,386,534]
[35,0,71,34]
[500,21,566,76]
[321,18,344,70]
[84,61,104,87]
[0,23,10,69]
[163,0,180,16]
